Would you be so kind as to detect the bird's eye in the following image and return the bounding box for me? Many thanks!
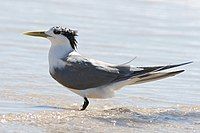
[53,29,61,34]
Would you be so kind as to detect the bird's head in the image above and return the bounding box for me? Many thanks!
[24,26,78,49]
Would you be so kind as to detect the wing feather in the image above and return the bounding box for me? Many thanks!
[51,53,192,91]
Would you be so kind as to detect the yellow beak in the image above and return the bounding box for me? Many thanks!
[23,31,51,38]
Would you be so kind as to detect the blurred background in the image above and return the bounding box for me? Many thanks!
[0,0,199,132]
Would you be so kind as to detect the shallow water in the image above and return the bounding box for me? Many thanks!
[0,0,200,132]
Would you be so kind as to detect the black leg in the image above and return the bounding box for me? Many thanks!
[80,97,89,111]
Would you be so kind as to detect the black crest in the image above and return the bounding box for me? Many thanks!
[53,26,78,49]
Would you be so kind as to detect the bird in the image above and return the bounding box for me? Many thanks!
[24,26,192,110]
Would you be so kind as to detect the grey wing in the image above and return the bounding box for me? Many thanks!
[52,54,192,90]
[52,55,120,90]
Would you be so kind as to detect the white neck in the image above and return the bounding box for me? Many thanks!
[49,44,73,59]
[48,43,74,73]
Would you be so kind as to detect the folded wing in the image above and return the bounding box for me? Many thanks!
[51,54,192,90]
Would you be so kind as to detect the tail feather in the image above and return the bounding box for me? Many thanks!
[135,61,192,75]
[133,70,184,85]
[113,61,192,84]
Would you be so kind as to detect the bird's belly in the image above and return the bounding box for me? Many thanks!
[69,86,114,99]
[69,79,131,99]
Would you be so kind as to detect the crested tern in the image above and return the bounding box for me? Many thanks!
[24,26,192,110]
